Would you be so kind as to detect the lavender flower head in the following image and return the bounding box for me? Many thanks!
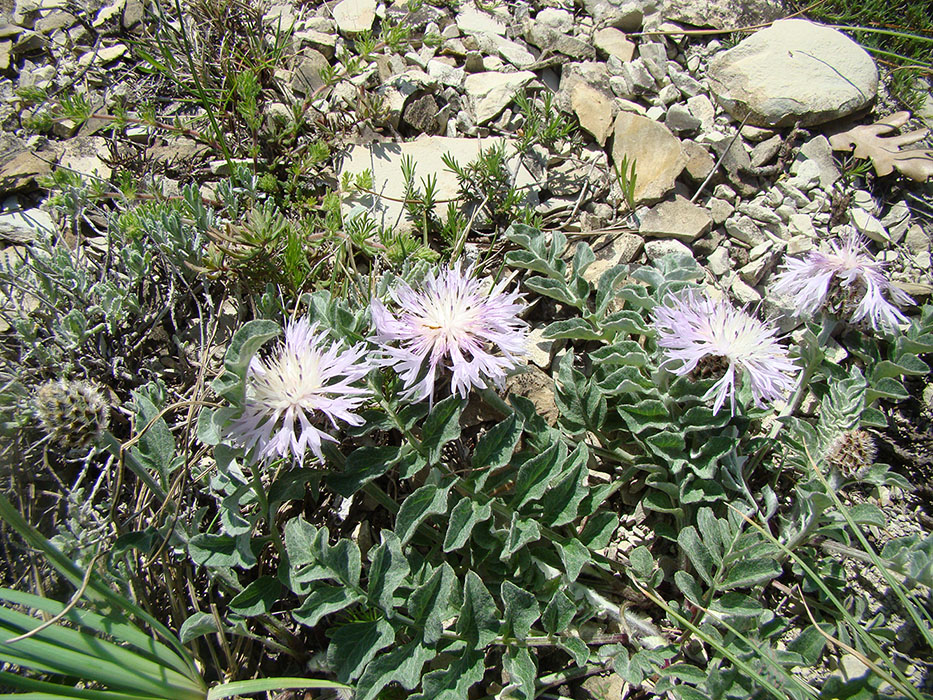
[227,318,371,466]
[653,289,798,415]
[772,231,914,332]
[371,263,527,404]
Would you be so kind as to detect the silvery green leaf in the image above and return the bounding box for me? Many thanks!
[444,497,492,552]
[293,584,364,628]
[367,531,409,612]
[720,559,781,590]
[678,526,717,586]
[542,590,575,635]
[503,646,537,700]
[421,395,463,465]
[557,538,590,582]
[501,581,540,639]
[328,445,403,497]
[559,636,590,666]
[471,413,523,475]
[188,533,256,569]
[412,649,485,700]
[502,512,541,560]
[396,482,451,545]
[354,640,434,700]
[229,576,282,617]
[509,441,564,509]
[179,611,219,643]
[543,318,603,341]
[326,617,395,682]
[457,572,499,648]
[409,562,456,645]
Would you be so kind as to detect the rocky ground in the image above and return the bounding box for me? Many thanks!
[1,0,932,310]
[2,0,933,694]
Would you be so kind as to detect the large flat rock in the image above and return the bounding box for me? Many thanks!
[707,19,878,128]
[339,136,535,232]
[610,112,686,205]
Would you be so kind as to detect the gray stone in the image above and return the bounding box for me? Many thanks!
[659,0,783,30]
[904,224,930,254]
[122,0,143,28]
[639,195,712,242]
[464,70,535,124]
[665,103,700,133]
[709,197,734,225]
[793,135,841,190]
[340,136,535,232]
[494,36,536,68]
[880,201,910,244]
[403,93,439,134]
[524,7,574,48]
[657,84,681,105]
[707,20,878,127]
[584,232,644,281]
[0,201,55,242]
[668,67,704,98]
[426,59,464,88]
[731,276,762,305]
[290,50,329,96]
[584,0,644,31]
[333,0,376,35]
[788,213,816,238]
[294,29,336,58]
[558,62,611,111]
[621,58,655,94]
[850,208,888,244]
[457,5,507,36]
[645,237,693,262]
[710,135,759,197]
[526,327,554,369]
[611,111,686,205]
[725,214,767,247]
[739,202,781,225]
[0,41,10,71]
[594,27,635,63]
[638,42,668,82]
[572,83,615,146]
[749,134,782,167]
[686,94,716,131]
[682,140,715,182]
[551,34,596,60]
[738,248,778,285]
[707,246,731,276]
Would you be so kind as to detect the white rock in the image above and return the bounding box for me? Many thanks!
[340,136,535,232]
[0,201,55,242]
[639,195,712,241]
[794,135,840,190]
[787,235,813,255]
[457,5,507,36]
[464,70,535,124]
[572,83,615,146]
[332,0,376,35]
[685,94,716,131]
[850,208,889,244]
[611,111,686,204]
[645,238,693,261]
[707,19,878,127]
[731,276,762,304]
[665,103,700,133]
[426,59,464,88]
[660,0,783,30]
[494,36,536,68]
[788,213,816,238]
[724,214,767,246]
[787,159,821,191]
[594,27,635,62]
[707,247,731,276]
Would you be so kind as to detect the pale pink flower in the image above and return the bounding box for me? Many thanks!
[371,263,527,404]
[227,318,371,466]
[653,290,798,415]
[772,231,914,332]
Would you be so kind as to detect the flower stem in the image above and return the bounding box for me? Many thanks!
[249,463,287,559]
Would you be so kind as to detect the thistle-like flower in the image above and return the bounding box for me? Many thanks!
[653,290,798,415]
[370,263,527,404]
[226,318,371,466]
[772,231,914,332]
[34,379,110,451]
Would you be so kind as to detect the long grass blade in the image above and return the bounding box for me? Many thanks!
[0,670,172,700]
[207,678,351,700]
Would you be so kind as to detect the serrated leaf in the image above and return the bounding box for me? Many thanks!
[501,581,540,639]
[355,640,434,700]
[293,584,364,628]
[421,395,463,464]
[229,576,282,617]
[458,571,499,647]
[410,562,455,644]
[677,527,716,586]
[542,590,575,634]
[444,497,492,552]
[396,482,451,545]
[327,617,395,682]
[367,531,409,611]
[720,558,781,590]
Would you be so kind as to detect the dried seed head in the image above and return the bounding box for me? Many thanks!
[34,379,110,451]
[826,429,877,476]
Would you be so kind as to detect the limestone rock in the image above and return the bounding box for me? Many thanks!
[332,0,376,35]
[572,83,614,146]
[457,5,507,36]
[464,70,535,124]
[611,111,686,205]
[340,136,535,232]
[524,7,574,48]
[659,0,783,30]
[583,0,643,31]
[645,237,693,262]
[290,50,329,96]
[707,20,878,127]
[639,195,712,242]
[0,199,55,242]
[594,27,635,63]
[0,148,55,192]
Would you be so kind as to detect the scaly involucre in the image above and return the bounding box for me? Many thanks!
[227,318,371,466]
[772,231,914,331]
[371,263,527,404]
[653,290,798,415]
